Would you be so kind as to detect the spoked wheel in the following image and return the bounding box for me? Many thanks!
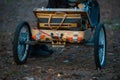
[94,23,107,69]
[13,21,31,64]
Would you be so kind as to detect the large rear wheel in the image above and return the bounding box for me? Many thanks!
[13,21,31,64]
[94,23,107,69]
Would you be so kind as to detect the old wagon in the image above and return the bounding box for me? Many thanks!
[13,1,107,69]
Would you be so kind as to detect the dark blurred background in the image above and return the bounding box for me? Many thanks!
[0,0,120,32]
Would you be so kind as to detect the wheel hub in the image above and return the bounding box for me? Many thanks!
[19,33,27,44]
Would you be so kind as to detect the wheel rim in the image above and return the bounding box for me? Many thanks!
[99,28,106,66]
[17,26,30,61]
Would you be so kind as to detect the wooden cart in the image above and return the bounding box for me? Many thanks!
[13,3,107,69]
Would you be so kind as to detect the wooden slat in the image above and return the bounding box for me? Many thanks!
[36,13,81,19]
[39,23,77,28]
[34,8,86,12]
[32,29,85,40]
[33,8,88,18]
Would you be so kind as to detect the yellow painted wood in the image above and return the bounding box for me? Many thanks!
[36,13,81,18]
[39,23,77,28]
[32,29,85,42]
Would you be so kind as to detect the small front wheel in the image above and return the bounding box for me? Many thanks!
[94,23,107,69]
[13,21,31,64]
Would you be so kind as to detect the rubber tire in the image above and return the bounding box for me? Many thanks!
[94,23,107,69]
[13,21,31,65]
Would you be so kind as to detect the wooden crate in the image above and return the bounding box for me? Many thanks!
[33,8,90,29]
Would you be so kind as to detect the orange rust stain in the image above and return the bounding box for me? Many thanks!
[32,35,36,40]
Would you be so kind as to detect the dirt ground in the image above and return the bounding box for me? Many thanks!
[0,0,120,80]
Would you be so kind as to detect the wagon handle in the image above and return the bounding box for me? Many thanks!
[55,12,67,30]
[59,14,67,28]
[48,14,52,29]
[48,12,67,30]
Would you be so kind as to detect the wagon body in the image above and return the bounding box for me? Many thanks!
[13,2,107,69]
[32,7,92,47]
